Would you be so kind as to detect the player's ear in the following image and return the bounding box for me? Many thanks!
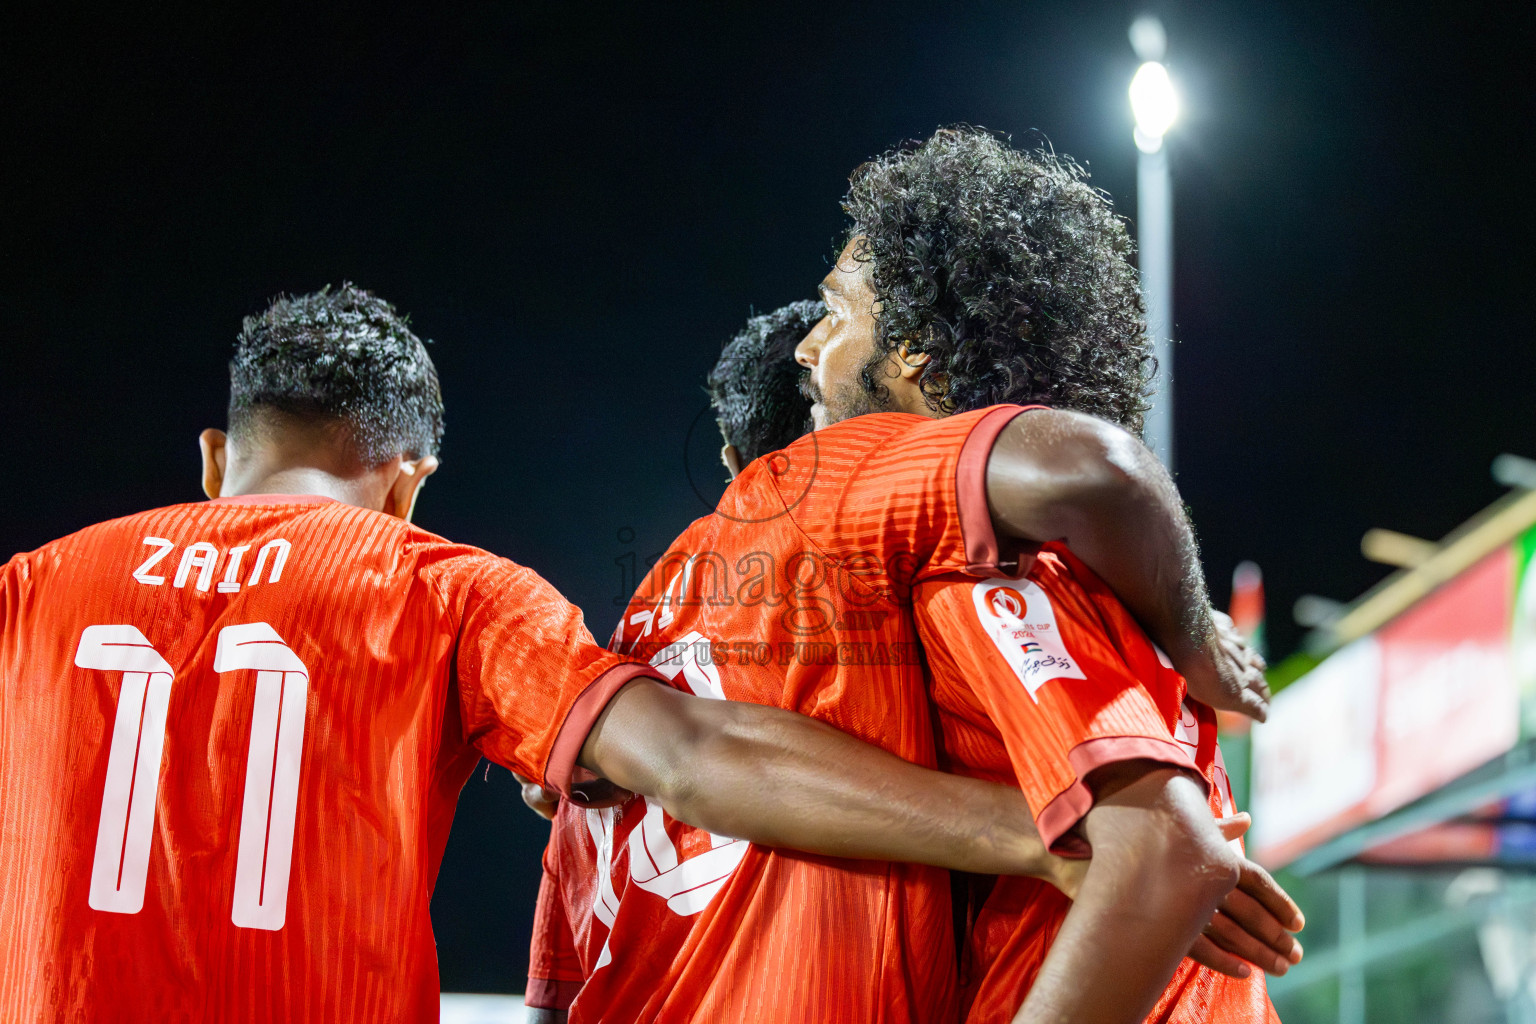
[721,443,744,480]
[384,454,440,523]
[199,429,227,500]
[893,344,931,382]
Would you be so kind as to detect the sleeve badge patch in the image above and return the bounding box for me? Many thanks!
[970,578,1087,700]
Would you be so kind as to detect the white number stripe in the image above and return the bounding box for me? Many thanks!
[88,669,174,914]
[230,668,308,931]
[77,622,312,931]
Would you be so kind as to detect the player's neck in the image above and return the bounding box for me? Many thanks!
[219,465,384,512]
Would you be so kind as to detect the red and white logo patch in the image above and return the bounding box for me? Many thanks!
[971,578,1086,699]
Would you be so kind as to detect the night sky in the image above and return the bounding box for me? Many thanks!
[4,1,1532,992]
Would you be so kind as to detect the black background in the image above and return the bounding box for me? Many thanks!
[4,0,1533,992]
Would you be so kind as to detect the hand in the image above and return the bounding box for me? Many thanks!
[1181,609,1270,723]
[1185,813,1305,978]
[513,772,560,821]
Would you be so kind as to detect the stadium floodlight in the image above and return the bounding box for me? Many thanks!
[1130,61,1178,153]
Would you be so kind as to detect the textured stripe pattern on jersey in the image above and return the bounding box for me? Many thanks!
[917,545,1278,1023]
[0,495,643,1023]
[530,408,1040,1024]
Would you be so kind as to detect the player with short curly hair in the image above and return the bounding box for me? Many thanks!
[706,299,820,475]
[228,283,445,465]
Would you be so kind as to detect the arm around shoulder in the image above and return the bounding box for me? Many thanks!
[985,409,1269,720]
[577,678,1066,879]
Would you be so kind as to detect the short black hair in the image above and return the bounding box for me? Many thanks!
[228,283,444,465]
[706,300,820,464]
[844,127,1153,433]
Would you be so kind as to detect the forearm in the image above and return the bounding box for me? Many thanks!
[580,679,1063,879]
[1018,860,1224,1023]
[1013,768,1239,1024]
[987,410,1218,687]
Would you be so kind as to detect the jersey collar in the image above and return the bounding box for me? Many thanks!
[207,494,339,506]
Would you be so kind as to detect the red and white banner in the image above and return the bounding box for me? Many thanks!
[1251,549,1519,867]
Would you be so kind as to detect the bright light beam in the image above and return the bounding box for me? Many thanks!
[1130,61,1178,153]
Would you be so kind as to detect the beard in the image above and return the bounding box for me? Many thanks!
[798,356,889,427]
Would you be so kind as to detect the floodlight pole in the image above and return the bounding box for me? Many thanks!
[1137,144,1174,470]
[1129,15,1176,471]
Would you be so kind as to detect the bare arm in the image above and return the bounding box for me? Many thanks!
[986,409,1269,720]
[577,679,1069,881]
[1012,763,1240,1024]
[576,681,1301,976]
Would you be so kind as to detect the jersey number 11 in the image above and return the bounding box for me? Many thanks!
[75,622,309,931]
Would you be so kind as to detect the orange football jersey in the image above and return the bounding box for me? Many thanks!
[528,406,1041,1024]
[0,494,652,1023]
[917,544,1279,1023]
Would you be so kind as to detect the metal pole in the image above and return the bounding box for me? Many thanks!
[1137,143,1174,470]
[1339,866,1367,1024]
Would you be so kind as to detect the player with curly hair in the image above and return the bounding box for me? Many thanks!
[224,286,447,469]
[804,127,1152,433]
[524,129,1292,1022]
[794,127,1287,1022]
[706,299,820,476]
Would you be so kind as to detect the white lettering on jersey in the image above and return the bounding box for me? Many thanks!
[78,625,176,914]
[173,542,221,592]
[218,545,251,593]
[1175,698,1245,854]
[247,539,291,586]
[1173,697,1243,853]
[131,538,292,591]
[1212,742,1243,854]
[1174,700,1200,758]
[622,608,655,652]
[213,623,310,930]
[585,631,749,973]
[650,631,727,700]
[971,578,1087,699]
[585,807,621,970]
[80,622,312,928]
[131,537,176,586]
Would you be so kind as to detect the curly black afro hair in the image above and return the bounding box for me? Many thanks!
[228,283,444,465]
[843,127,1152,433]
[707,300,821,464]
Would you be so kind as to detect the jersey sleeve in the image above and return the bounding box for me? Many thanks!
[914,552,1207,853]
[781,405,1046,593]
[426,550,658,798]
[527,826,585,1011]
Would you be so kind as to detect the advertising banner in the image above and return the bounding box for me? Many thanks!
[1251,529,1532,867]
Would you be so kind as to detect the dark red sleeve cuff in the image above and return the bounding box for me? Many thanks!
[545,662,663,800]
[1035,735,1210,854]
[526,976,584,1011]
[956,404,1049,578]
